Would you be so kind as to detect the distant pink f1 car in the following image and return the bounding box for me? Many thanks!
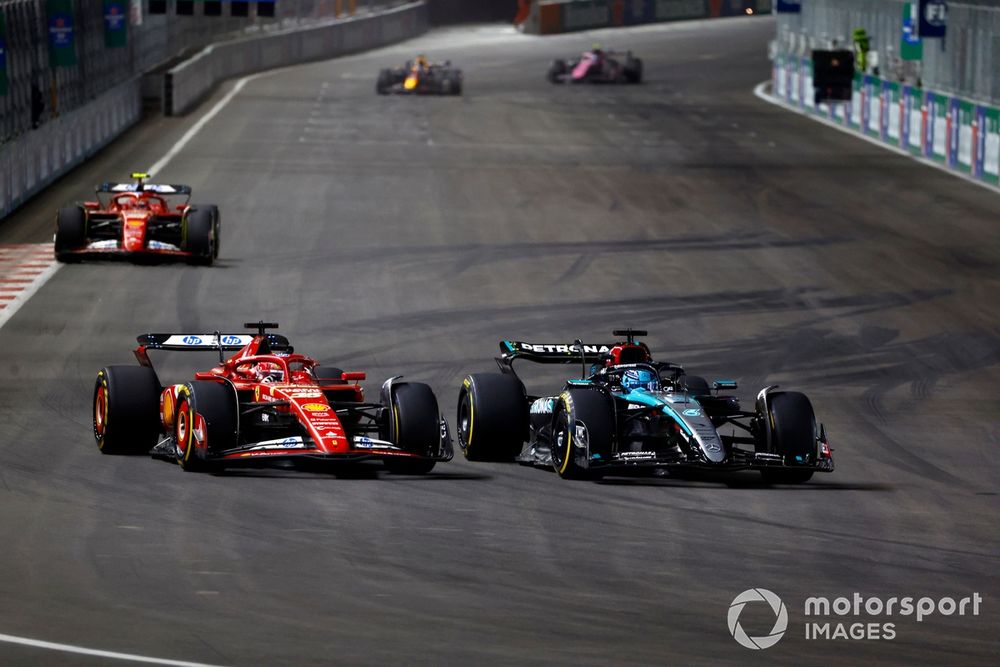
[547,48,643,84]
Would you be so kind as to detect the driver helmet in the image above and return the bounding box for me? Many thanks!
[621,368,660,393]
[255,361,285,384]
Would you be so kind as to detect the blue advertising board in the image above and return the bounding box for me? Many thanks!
[919,0,947,38]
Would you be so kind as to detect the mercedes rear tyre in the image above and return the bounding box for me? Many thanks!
[457,373,528,461]
[174,381,237,472]
[383,382,439,474]
[94,366,161,455]
[550,388,612,480]
[54,206,87,263]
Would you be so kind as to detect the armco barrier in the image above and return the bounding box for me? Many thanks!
[520,0,770,35]
[166,2,428,116]
[0,78,141,220]
[771,55,1000,190]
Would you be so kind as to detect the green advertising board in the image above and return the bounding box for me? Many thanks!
[901,3,922,61]
[47,0,77,67]
[982,107,999,185]
[104,1,127,49]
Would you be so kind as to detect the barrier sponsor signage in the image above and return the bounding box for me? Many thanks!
[655,0,706,20]
[883,81,900,145]
[950,98,972,172]
[975,106,999,184]
[862,75,879,136]
[926,92,947,161]
[47,0,77,67]
[918,0,947,39]
[104,1,127,48]
[562,0,610,31]
[848,73,862,128]
[902,85,922,154]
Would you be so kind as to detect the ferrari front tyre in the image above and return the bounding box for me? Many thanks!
[54,206,87,262]
[383,382,439,474]
[759,391,817,484]
[191,204,221,258]
[457,373,527,462]
[550,388,612,480]
[182,208,215,266]
[93,366,161,455]
[174,381,237,472]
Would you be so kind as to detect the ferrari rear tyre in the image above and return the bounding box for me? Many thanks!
[383,382,439,474]
[550,388,612,480]
[457,373,527,461]
[174,381,237,472]
[94,366,161,455]
[183,208,215,266]
[55,206,87,263]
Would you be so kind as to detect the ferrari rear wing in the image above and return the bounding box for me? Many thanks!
[98,183,192,195]
[137,333,254,351]
[499,340,616,365]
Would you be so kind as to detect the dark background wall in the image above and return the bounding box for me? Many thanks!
[426,0,518,24]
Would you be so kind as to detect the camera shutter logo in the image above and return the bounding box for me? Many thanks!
[728,588,788,650]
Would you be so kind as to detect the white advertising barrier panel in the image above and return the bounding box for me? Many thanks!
[168,2,428,116]
[0,79,141,220]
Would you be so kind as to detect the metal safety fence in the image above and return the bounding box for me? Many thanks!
[0,0,409,144]
[774,0,1000,107]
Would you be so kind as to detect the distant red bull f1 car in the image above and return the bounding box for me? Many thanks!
[376,55,463,95]
[54,172,220,264]
[93,322,453,474]
[547,48,643,84]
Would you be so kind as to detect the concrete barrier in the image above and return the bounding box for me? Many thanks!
[166,2,429,116]
[0,78,141,220]
[519,0,769,35]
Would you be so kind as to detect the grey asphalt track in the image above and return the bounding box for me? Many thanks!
[1,17,998,666]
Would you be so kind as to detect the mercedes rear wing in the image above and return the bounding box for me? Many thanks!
[498,340,616,365]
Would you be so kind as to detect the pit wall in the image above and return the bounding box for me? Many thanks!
[772,55,1000,187]
[520,0,771,35]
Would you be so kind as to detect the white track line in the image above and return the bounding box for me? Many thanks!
[753,81,1000,196]
[0,632,225,666]
[147,71,267,175]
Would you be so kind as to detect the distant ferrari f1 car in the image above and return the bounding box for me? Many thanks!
[547,48,643,84]
[376,55,463,95]
[457,329,833,483]
[54,172,219,264]
[93,322,453,474]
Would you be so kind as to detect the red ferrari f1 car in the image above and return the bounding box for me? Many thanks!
[54,172,220,264]
[93,322,453,474]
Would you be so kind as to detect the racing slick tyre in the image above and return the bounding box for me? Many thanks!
[457,373,528,462]
[174,381,237,472]
[182,208,215,266]
[550,388,612,480]
[383,382,440,475]
[759,391,816,484]
[54,206,87,263]
[191,204,221,259]
[678,374,711,397]
[376,69,393,94]
[94,366,161,455]
[547,59,567,83]
[624,57,643,83]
